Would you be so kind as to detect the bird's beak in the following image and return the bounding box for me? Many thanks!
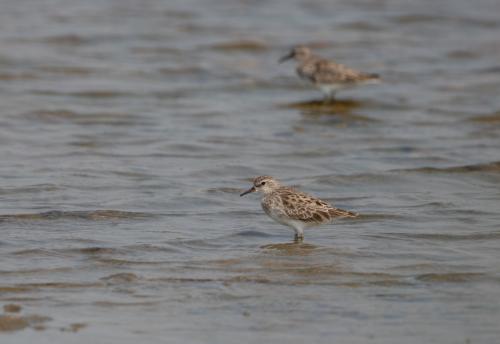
[278,52,294,63]
[240,186,256,197]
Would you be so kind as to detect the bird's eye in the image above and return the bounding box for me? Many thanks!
[260,182,266,186]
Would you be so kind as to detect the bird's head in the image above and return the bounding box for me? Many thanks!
[240,176,281,196]
[279,46,312,63]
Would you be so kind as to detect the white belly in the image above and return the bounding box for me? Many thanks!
[317,84,347,94]
[316,79,379,95]
[263,206,309,235]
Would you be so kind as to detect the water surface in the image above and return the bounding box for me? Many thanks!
[1,0,500,343]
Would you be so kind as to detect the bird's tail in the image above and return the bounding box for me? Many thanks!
[363,73,381,84]
[360,74,381,85]
[329,208,359,218]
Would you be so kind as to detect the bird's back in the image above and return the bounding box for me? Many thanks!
[262,186,357,226]
[297,55,379,85]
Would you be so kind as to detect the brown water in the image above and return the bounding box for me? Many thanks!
[1,0,500,343]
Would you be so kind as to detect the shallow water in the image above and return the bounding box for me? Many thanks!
[1,0,500,342]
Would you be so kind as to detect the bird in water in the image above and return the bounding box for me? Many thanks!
[279,45,380,102]
[240,176,358,242]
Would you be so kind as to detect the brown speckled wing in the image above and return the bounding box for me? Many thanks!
[277,188,354,224]
[312,60,372,84]
[328,207,358,218]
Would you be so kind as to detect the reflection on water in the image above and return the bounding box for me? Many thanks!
[0,210,151,222]
[1,0,500,342]
[281,99,375,124]
[281,99,364,112]
[260,242,319,252]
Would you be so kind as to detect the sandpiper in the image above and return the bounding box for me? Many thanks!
[279,46,380,102]
[240,176,358,241]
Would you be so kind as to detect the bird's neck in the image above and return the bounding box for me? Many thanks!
[261,187,280,196]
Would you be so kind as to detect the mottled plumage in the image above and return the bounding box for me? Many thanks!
[240,176,357,241]
[279,46,380,101]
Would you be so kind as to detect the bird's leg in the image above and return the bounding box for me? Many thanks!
[328,91,336,103]
[322,94,329,105]
[294,233,304,243]
[322,91,336,105]
[293,226,304,243]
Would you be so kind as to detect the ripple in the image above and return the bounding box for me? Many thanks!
[280,99,363,111]
[150,277,218,284]
[31,90,138,99]
[42,34,88,46]
[467,111,500,123]
[60,322,87,333]
[23,109,143,125]
[0,210,153,222]
[0,314,51,332]
[396,161,500,174]
[392,14,499,28]
[157,66,207,76]
[3,304,22,313]
[0,184,59,195]
[338,21,384,32]
[234,230,274,237]
[416,273,486,283]
[392,14,446,24]
[21,244,182,259]
[92,258,166,266]
[0,267,74,275]
[100,273,140,284]
[77,247,118,255]
[298,111,376,124]
[93,301,157,308]
[208,39,269,52]
[0,73,37,80]
[316,172,406,185]
[205,187,243,195]
[390,231,500,241]
[260,242,319,253]
[37,65,96,76]
[0,282,102,293]
[352,213,402,222]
